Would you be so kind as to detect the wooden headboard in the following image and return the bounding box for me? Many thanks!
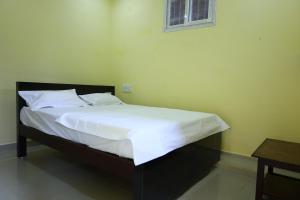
[16,82,115,124]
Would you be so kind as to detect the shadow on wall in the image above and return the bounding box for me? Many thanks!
[0,88,17,144]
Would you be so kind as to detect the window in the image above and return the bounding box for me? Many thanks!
[164,0,215,32]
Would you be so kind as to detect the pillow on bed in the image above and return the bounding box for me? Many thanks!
[19,89,88,110]
[79,93,123,106]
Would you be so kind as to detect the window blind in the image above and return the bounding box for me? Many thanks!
[191,0,209,21]
[169,0,186,26]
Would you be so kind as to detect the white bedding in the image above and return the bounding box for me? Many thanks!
[21,104,229,165]
[21,107,134,159]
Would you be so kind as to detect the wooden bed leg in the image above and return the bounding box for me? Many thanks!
[133,165,144,200]
[17,134,27,158]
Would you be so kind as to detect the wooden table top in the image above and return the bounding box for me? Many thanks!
[252,139,300,167]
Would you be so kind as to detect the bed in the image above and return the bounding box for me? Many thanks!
[16,82,227,200]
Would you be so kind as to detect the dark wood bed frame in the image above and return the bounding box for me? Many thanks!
[16,82,222,200]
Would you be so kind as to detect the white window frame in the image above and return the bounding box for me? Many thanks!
[164,0,216,32]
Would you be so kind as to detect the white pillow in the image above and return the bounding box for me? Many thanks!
[79,93,123,106]
[19,89,88,110]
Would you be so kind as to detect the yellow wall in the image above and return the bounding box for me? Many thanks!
[0,0,113,144]
[1,0,299,157]
[111,0,300,156]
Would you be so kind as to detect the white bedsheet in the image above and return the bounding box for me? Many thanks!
[21,105,229,165]
[55,105,229,165]
[21,107,134,159]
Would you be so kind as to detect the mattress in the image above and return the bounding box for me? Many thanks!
[21,104,229,165]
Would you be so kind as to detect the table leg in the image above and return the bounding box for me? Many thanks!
[255,158,265,200]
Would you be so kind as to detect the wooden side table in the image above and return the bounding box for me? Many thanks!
[252,139,300,200]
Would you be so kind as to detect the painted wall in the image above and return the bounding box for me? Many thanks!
[1,0,299,157]
[0,0,113,144]
[111,0,300,156]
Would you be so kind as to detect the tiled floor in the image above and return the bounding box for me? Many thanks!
[180,167,255,200]
[0,147,256,200]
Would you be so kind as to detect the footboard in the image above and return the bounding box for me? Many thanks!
[134,132,221,200]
